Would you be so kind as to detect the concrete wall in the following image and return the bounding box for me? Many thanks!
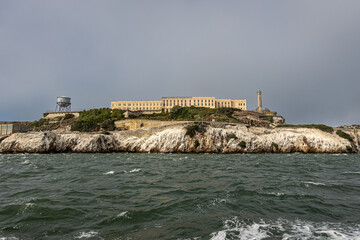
[0,123,29,136]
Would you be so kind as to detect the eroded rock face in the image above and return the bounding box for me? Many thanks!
[0,125,358,153]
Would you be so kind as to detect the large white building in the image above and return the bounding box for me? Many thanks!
[111,96,246,112]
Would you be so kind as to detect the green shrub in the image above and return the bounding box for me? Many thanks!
[71,119,99,132]
[277,124,334,133]
[346,146,353,152]
[102,131,111,135]
[226,133,238,141]
[168,106,238,122]
[63,113,75,120]
[43,112,49,117]
[238,141,246,148]
[110,109,125,120]
[336,130,353,142]
[30,118,49,128]
[194,140,200,148]
[185,124,206,138]
[216,108,238,118]
[101,119,115,131]
[70,108,124,132]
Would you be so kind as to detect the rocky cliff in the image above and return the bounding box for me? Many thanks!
[0,124,358,153]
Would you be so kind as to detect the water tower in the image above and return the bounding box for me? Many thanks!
[55,96,71,112]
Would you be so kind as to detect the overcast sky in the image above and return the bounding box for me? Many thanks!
[1,0,359,126]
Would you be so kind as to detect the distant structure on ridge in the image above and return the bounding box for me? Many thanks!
[111,96,246,113]
[256,89,263,113]
[55,96,71,112]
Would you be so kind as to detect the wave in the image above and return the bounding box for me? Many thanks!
[21,160,30,165]
[129,168,141,173]
[103,171,114,175]
[302,181,326,186]
[210,217,360,240]
[75,231,98,239]
[116,211,130,219]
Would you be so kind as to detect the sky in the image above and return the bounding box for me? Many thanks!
[1,0,360,126]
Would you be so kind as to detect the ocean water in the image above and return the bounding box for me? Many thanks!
[0,153,359,240]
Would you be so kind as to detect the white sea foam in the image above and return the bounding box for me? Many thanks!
[154,223,162,228]
[117,211,129,218]
[210,218,360,240]
[303,181,326,186]
[283,219,360,240]
[129,168,141,173]
[210,198,229,206]
[343,171,360,174]
[103,171,114,175]
[75,231,98,239]
[268,192,285,196]
[0,237,20,240]
[210,218,269,240]
[210,230,226,240]
[117,211,127,217]
[21,160,30,165]
[24,202,35,209]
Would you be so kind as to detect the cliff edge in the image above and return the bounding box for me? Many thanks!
[0,124,358,153]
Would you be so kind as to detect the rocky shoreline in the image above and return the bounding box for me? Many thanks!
[0,124,358,154]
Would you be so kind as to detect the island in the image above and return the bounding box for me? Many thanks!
[0,106,358,154]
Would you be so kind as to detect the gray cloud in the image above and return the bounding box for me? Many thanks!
[1,0,359,126]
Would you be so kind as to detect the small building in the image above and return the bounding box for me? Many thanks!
[0,122,30,136]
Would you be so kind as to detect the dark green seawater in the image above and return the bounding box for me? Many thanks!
[0,154,359,240]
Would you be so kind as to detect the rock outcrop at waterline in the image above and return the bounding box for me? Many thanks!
[0,125,358,153]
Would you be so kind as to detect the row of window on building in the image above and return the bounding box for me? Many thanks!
[163,100,245,108]
[118,107,161,111]
[164,99,215,107]
[117,102,161,107]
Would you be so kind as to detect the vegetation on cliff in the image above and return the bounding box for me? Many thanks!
[336,130,353,142]
[185,123,207,138]
[277,124,334,133]
[140,106,241,122]
[71,109,124,132]
[30,118,50,128]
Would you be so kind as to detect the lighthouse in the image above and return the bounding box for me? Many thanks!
[256,89,263,113]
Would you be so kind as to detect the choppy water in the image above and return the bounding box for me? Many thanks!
[0,153,359,240]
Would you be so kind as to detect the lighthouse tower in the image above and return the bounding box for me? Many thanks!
[256,89,263,113]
